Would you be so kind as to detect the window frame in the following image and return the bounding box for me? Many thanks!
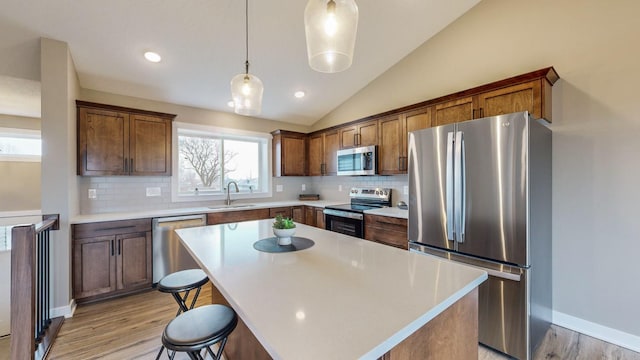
[171,122,272,203]
[0,127,41,162]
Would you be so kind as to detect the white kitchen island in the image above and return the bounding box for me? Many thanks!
[176,220,487,360]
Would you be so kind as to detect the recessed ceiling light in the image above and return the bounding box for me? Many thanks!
[227,100,235,108]
[144,51,162,63]
[294,91,305,98]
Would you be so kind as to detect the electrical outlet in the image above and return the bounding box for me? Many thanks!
[88,189,97,199]
[403,185,409,195]
[146,187,161,197]
[338,185,342,191]
[301,184,306,191]
[276,185,283,192]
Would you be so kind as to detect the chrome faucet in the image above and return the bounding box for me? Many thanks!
[226,181,239,205]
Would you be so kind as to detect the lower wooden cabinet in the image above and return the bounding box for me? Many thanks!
[72,219,152,302]
[364,214,408,250]
[269,207,292,219]
[207,208,270,225]
[292,206,305,223]
[303,206,325,229]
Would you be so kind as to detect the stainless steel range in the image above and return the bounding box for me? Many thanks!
[323,187,392,238]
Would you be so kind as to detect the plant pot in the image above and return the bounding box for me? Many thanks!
[273,228,295,246]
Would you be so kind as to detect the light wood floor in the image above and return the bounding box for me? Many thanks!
[1,285,639,359]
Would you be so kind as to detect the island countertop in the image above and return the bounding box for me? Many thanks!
[176,220,486,360]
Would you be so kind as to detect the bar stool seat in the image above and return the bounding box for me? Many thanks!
[157,269,209,315]
[162,304,237,360]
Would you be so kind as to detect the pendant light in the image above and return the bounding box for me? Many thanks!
[304,0,359,73]
[231,0,263,116]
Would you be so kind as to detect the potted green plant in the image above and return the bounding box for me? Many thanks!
[273,214,296,245]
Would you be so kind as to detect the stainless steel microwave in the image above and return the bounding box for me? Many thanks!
[336,145,377,176]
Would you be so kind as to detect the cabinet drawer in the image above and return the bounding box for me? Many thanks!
[73,218,152,239]
[364,214,408,249]
[269,207,292,218]
[207,208,270,225]
[364,214,407,232]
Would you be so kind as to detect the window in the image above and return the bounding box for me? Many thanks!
[0,128,41,162]
[172,122,271,202]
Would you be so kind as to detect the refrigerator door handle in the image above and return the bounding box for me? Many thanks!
[446,131,455,241]
[454,131,466,243]
[458,131,466,243]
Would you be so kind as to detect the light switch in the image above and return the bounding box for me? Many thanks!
[403,185,409,195]
[88,189,97,199]
[301,184,306,191]
[338,185,342,191]
[276,185,283,192]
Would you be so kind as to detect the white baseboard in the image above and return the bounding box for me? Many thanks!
[50,299,76,319]
[553,311,640,353]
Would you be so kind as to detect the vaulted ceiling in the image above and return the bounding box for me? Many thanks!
[0,0,481,124]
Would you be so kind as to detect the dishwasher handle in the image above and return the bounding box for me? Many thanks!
[153,214,206,225]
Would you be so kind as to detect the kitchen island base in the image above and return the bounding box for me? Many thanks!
[211,284,479,360]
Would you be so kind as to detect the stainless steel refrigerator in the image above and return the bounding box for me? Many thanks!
[408,111,551,360]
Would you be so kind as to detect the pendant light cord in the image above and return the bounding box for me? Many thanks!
[244,0,249,75]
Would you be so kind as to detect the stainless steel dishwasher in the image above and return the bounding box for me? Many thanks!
[152,214,206,283]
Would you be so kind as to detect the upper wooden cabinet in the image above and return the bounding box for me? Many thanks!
[308,130,339,176]
[476,79,546,119]
[378,107,432,175]
[434,97,474,127]
[77,101,175,176]
[339,119,378,149]
[434,68,558,125]
[273,67,558,176]
[272,130,307,177]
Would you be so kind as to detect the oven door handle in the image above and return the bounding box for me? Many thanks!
[323,209,364,220]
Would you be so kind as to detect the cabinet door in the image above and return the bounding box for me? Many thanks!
[116,231,152,290]
[434,97,474,126]
[315,208,325,229]
[357,120,378,147]
[292,206,305,223]
[78,107,129,176]
[323,131,339,175]
[476,80,542,119]
[378,115,403,175]
[402,107,432,172]
[339,125,357,148]
[307,133,324,176]
[304,206,316,227]
[130,114,172,176]
[283,136,307,176]
[73,235,117,299]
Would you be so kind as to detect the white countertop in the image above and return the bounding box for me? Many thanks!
[176,220,486,360]
[70,200,338,224]
[364,206,408,219]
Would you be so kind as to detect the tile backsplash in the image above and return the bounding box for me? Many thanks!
[79,175,409,214]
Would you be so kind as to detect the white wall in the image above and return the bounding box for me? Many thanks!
[40,38,80,312]
[314,0,640,348]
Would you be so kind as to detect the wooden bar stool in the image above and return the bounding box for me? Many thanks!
[155,269,209,359]
[161,304,237,360]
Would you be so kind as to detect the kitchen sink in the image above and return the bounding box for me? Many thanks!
[208,204,255,210]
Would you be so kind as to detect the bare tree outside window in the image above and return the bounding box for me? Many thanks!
[179,136,237,191]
